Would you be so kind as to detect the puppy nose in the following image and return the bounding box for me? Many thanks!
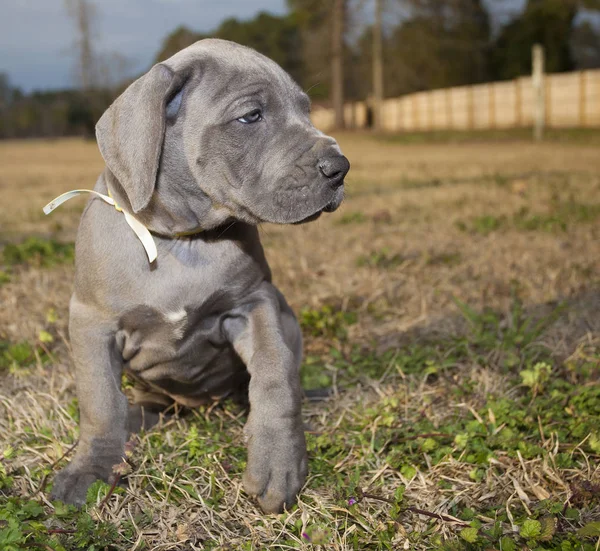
[318,155,350,186]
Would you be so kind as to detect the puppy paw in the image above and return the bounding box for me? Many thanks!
[243,417,308,513]
[50,461,120,507]
[50,466,98,506]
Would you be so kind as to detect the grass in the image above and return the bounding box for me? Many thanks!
[1,301,599,550]
[0,236,74,296]
[336,211,368,225]
[456,202,600,236]
[1,133,600,550]
[300,304,358,340]
[356,249,462,269]
[1,237,74,268]
[376,127,600,146]
[356,248,408,269]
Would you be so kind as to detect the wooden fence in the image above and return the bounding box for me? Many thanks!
[311,69,600,132]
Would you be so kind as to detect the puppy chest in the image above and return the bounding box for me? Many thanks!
[114,304,240,386]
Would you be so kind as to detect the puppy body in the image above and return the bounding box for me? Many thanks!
[51,39,349,513]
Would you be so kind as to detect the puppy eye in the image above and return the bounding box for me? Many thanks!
[237,109,262,124]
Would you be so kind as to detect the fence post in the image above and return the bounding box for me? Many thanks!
[428,93,435,131]
[532,44,545,141]
[372,0,384,131]
[579,71,587,127]
[489,84,496,129]
[399,98,404,131]
[411,95,419,130]
[515,78,522,127]
[468,86,475,129]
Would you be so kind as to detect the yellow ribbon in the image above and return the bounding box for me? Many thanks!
[43,187,206,263]
[43,189,158,263]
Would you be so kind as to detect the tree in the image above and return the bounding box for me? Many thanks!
[154,14,302,85]
[0,73,14,109]
[571,20,600,69]
[287,0,336,99]
[218,13,302,82]
[491,0,600,79]
[372,0,384,130]
[64,0,98,90]
[332,0,346,128]
[377,0,491,95]
[155,26,205,63]
[96,52,134,92]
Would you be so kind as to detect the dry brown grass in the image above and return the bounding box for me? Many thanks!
[266,135,600,349]
[0,138,104,241]
[1,134,599,550]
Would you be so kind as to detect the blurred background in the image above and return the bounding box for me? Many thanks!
[2,0,600,138]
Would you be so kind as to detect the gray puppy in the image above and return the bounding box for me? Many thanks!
[49,39,349,514]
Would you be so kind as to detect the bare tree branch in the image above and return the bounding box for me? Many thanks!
[64,0,98,90]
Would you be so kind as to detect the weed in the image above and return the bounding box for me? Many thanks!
[492,173,511,187]
[512,206,567,232]
[451,295,564,369]
[520,361,552,395]
[299,304,357,340]
[357,249,461,269]
[301,354,334,389]
[458,202,600,236]
[357,247,407,269]
[426,251,462,266]
[400,177,443,190]
[456,214,506,235]
[336,211,367,225]
[1,237,74,268]
[0,496,133,551]
[0,338,53,374]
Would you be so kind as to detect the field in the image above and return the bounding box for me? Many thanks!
[1,132,599,550]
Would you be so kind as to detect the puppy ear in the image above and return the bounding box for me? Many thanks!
[96,63,185,213]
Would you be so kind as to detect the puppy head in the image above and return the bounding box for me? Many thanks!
[96,39,350,234]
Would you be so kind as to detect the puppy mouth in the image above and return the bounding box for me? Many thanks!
[322,200,339,213]
[322,184,345,213]
[292,185,345,225]
[292,212,322,225]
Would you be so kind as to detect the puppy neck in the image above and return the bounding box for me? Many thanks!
[103,169,234,237]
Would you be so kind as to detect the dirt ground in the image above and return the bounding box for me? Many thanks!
[1,133,599,550]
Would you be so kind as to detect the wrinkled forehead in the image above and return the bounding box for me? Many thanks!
[163,39,302,100]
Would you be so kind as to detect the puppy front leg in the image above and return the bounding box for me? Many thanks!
[223,284,307,513]
[51,298,129,506]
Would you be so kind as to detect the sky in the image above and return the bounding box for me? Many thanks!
[1,0,526,93]
[0,0,287,92]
